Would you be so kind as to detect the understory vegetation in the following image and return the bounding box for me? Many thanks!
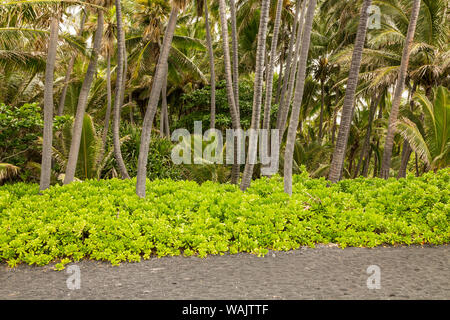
[1,168,448,269]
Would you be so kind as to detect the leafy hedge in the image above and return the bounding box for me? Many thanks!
[0,168,448,269]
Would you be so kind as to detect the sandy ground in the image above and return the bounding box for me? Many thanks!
[1,245,449,300]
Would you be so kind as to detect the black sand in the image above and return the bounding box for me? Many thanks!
[1,245,448,300]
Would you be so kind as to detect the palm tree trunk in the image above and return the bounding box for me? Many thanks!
[40,16,59,191]
[284,0,317,195]
[380,0,421,179]
[328,0,372,183]
[160,63,169,138]
[136,7,179,198]
[204,0,216,129]
[397,140,412,178]
[275,50,284,104]
[230,0,239,118]
[276,0,302,133]
[354,92,382,178]
[260,0,283,178]
[240,0,271,191]
[98,51,112,167]
[113,0,130,180]
[218,0,241,185]
[262,0,283,132]
[64,10,104,185]
[278,0,307,143]
[57,12,86,117]
[318,79,325,143]
[397,83,417,178]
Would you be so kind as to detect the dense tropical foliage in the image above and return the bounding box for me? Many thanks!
[0,0,448,267]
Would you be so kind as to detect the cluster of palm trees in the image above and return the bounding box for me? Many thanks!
[1,0,448,197]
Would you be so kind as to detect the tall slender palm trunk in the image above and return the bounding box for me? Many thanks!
[229,0,241,183]
[160,63,169,138]
[230,0,239,117]
[204,0,216,129]
[136,7,179,198]
[260,0,284,178]
[283,0,317,195]
[64,10,104,185]
[40,16,59,191]
[240,0,271,191]
[275,49,284,104]
[113,0,130,180]
[380,0,421,179]
[318,79,325,143]
[328,0,372,183]
[276,0,302,135]
[278,0,307,143]
[57,12,86,117]
[98,51,112,166]
[398,83,417,178]
[218,0,241,184]
[354,92,382,178]
[262,0,283,132]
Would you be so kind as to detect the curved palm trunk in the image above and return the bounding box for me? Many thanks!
[283,0,317,195]
[57,12,86,117]
[278,0,307,143]
[240,0,271,191]
[276,0,302,133]
[328,0,372,183]
[204,0,216,129]
[113,0,130,180]
[136,7,179,198]
[380,0,421,179]
[218,0,241,184]
[40,16,59,191]
[64,10,104,185]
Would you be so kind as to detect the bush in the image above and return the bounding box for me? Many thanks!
[0,168,448,268]
[0,103,43,182]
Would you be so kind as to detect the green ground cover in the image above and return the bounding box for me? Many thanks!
[1,168,448,269]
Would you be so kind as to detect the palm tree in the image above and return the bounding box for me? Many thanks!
[64,2,106,185]
[217,0,240,184]
[136,0,187,198]
[230,0,239,117]
[380,0,421,179]
[98,8,116,166]
[40,13,59,191]
[276,0,302,138]
[57,10,86,117]
[397,86,449,172]
[283,0,317,195]
[262,0,283,133]
[203,0,215,129]
[159,62,170,137]
[240,0,271,191]
[279,0,307,142]
[112,0,130,179]
[328,0,372,183]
